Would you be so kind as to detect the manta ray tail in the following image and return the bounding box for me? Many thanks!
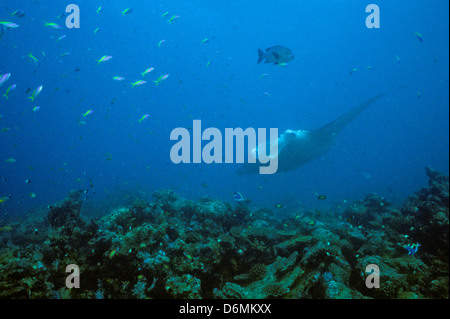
[318,94,383,137]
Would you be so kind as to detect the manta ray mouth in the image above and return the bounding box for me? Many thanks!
[251,129,307,160]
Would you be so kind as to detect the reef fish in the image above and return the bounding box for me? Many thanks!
[28,85,43,102]
[0,196,11,206]
[315,192,327,200]
[131,80,146,88]
[82,109,93,117]
[11,10,25,18]
[257,46,294,65]
[0,225,12,232]
[406,242,421,255]
[0,21,19,29]
[154,74,169,85]
[0,73,11,87]
[121,8,133,16]
[96,55,112,64]
[414,32,424,42]
[138,114,150,122]
[44,22,62,29]
[3,84,16,99]
[237,94,383,174]
[233,191,245,202]
[141,67,154,77]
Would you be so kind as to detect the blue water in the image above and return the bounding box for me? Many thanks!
[0,0,448,217]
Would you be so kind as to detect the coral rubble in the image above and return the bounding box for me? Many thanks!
[0,167,448,298]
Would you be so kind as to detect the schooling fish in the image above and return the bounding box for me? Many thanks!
[414,32,424,42]
[141,67,154,77]
[138,114,150,122]
[2,84,16,99]
[11,10,25,18]
[0,21,20,29]
[153,74,169,86]
[131,80,146,88]
[167,15,180,24]
[28,85,43,102]
[96,55,112,64]
[44,21,62,29]
[27,52,39,66]
[257,46,294,65]
[0,73,11,87]
[121,8,133,16]
[82,109,93,117]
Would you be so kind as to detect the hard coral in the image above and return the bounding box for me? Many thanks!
[261,283,290,298]
[249,263,267,281]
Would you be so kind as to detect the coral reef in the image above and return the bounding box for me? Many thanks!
[0,167,448,298]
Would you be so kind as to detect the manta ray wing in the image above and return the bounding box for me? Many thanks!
[237,94,383,174]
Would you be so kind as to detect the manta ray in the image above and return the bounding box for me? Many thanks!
[237,94,383,174]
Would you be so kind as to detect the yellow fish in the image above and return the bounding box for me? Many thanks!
[108,247,120,259]
[5,158,16,163]
[0,196,10,207]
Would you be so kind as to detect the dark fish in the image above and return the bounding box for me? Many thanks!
[11,10,25,18]
[315,192,327,200]
[56,12,68,19]
[233,191,244,202]
[414,32,424,42]
[257,46,294,65]
[122,8,133,15]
